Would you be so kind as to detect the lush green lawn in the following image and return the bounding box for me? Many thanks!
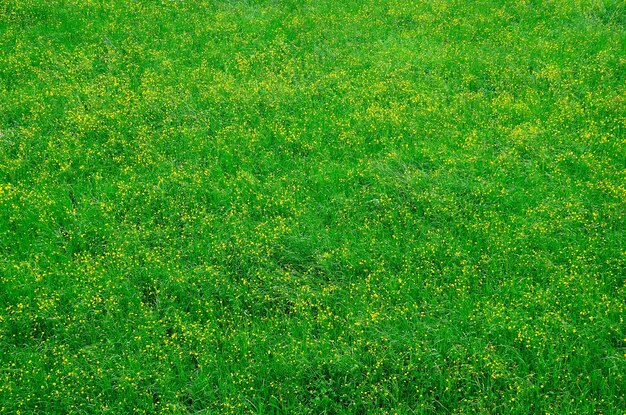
[1,0,625,413]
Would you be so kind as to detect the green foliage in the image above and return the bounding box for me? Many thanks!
[1,0,625,413]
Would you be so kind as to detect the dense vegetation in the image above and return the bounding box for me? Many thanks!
[1,0,625,413]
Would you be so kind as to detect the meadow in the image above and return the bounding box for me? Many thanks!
[1,0,625,413]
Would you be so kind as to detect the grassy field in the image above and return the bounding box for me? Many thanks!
[1,0,625,413]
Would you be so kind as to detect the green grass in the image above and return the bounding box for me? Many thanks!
[1,0,625,413]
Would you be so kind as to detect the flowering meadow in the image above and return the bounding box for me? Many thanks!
[1,0,625,413]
